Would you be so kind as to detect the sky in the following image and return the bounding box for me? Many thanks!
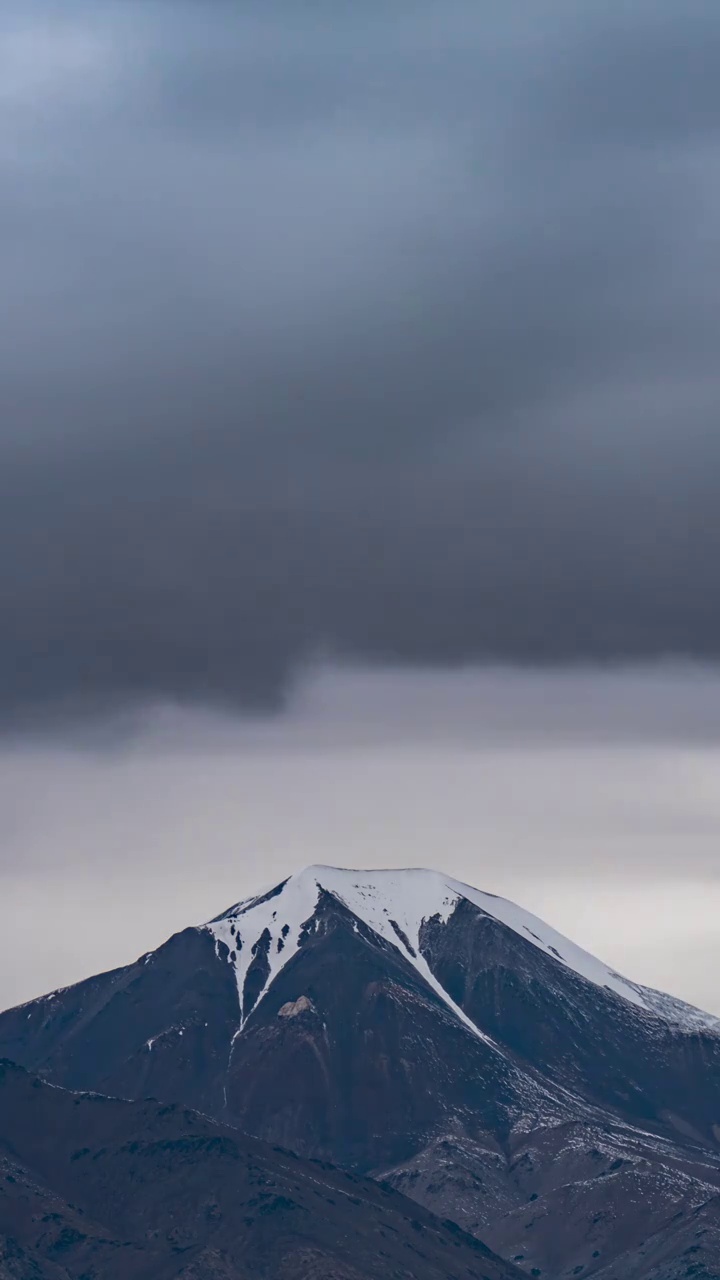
[1,1,720,1013]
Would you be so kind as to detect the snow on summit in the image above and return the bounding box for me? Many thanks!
[204,865,720,1036]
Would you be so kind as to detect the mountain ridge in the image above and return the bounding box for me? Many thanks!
[0,1057,521,1280]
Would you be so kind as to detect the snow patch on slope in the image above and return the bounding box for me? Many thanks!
[207,870,323,1031]
[444,875,650,1009]
[442,875,720,1032]
[622,982,720,1033]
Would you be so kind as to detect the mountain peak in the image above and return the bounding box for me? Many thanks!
[207,864,496,1040]
[205,864,720,1036]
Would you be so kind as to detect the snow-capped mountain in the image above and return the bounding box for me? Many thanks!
[206,865,720,1035]
[2,865,720,1279]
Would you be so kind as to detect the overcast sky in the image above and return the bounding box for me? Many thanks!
[2,2,720,1013]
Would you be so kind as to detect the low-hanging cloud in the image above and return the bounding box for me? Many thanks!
[3,0,720,722]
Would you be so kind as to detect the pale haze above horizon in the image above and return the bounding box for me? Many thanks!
[2,665,720,1016]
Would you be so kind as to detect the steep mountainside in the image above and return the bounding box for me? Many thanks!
[0,1060,520,1280]
[1,866,719,1279]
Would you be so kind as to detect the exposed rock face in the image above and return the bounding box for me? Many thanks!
[278,996,315,1018]
[2,865,720,1279]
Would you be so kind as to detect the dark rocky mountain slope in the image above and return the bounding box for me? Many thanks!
[0,1059,520,1280]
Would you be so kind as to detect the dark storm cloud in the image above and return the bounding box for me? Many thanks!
[2,0,720,721]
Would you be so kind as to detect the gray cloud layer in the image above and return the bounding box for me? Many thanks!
[3,1,720,719]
